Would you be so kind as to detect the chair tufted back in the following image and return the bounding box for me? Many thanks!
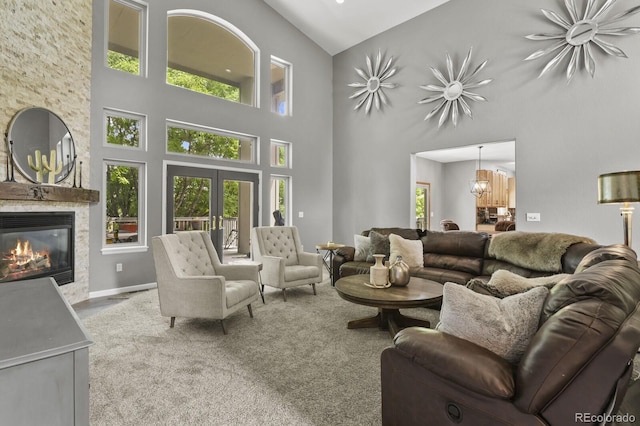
[163,231,221,277]
[251,226,301,266]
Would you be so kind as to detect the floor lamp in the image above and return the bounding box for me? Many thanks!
[597,171,640,248]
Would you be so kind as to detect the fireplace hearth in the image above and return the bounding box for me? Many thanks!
[0,212,74,285]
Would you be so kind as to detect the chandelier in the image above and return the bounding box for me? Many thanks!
[470,146,490,198]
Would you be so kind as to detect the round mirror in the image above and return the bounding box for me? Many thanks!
[566,20,598,46]
[367,76,381,93]
[7,108,76,184]
[444,81,463,101]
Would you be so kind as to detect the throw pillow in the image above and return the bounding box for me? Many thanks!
[353,234,372,262]
[369,231,391,261]
[389,233,423,267]
[467,270,569,298]
[436,283,549,364]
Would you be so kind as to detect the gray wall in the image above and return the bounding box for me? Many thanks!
[89,0,333,293]
[333,0,640,246]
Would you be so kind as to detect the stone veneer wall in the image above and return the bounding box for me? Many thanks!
[0,0,93,304]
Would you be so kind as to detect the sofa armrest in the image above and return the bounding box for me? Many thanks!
[332,246,355,285]
[393,327,515,399]
[336,246,355,262]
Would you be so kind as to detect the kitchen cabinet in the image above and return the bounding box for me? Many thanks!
[475,169,508,208]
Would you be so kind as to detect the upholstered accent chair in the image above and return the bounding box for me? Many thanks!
[151,231,260,334]
[250,226,323,301]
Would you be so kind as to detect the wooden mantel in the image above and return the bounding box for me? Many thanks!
[0,182,99,203]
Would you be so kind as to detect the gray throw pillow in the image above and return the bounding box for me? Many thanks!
[369,231,390,262]
[436,283,549,364]
[467,270,569,299]
[353,234,372,262]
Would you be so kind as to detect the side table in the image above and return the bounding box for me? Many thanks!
[316,242,345,285]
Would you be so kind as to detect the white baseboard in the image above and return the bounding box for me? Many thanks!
[89,282,157,299]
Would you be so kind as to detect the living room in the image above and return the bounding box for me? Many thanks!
[1,0,640,424]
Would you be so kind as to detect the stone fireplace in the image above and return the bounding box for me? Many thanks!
[0,212,74,285]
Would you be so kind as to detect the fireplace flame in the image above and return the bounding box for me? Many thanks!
[3,239,51,271]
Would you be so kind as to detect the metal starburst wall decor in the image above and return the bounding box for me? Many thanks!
[418,48,493,128]
[525,0,640,81]
[348,50,398,114]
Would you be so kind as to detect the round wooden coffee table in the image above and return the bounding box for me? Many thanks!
[335,274,443,337]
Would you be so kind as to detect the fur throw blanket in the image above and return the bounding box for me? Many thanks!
[488,231,596,273]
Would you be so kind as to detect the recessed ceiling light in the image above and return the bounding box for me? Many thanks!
[225,69,232,73]
[336,0,344,4]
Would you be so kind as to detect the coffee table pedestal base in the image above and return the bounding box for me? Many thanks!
[347,309,431,337]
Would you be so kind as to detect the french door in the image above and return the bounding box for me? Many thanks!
[166,165,259,262]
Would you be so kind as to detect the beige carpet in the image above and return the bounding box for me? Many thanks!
[82,281,439,425]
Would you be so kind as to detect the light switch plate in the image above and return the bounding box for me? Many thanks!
[526,213,541,222]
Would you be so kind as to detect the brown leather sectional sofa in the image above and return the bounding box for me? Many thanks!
[380,243,640,425]
[332,227,601,287]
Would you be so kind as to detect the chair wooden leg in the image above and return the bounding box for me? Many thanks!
[282,288,287,302]
[220,319,227,335]
[247,304,254,318]
[170,317,175,328]
[312,283,317,295]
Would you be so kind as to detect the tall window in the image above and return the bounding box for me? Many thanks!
[104,161,146,251]
[270,140,291,168]
[415,182,431,231]
[270,176,290,226]
[107,0,147,76]
[104,109,145,150]
[271,57,292,115]
[167,11,259,106]
[167,122,256,163]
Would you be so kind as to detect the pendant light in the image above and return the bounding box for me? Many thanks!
[470,146,491,198]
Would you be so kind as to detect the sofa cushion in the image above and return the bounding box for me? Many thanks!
[369,231,391,261]
[467,270,569,298]
[367,227,420,240]
[542,258,640,322]
[353,234,372,262]
[436,283,549,364]
[389,234,423,267]
[424,253,483,276]
[574,244,637,273]
[421,230,489,258]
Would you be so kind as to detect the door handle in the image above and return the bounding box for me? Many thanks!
[211,216,217,231]
[219,216,224,231]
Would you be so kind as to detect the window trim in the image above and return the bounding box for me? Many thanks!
[270,174,291,227]
[103,108,147,151]
[270,139,292,169]
[271,56,293,116]
[167,9,261,108]
[101,159,148,254]
[165,119,258,165]
[105,0,149,77]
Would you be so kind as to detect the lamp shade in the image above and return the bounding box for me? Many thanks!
[597,171,640,204]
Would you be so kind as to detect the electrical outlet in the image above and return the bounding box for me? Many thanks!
[526,213,541,222]
[298,211,304,218]
[116,263,123,272]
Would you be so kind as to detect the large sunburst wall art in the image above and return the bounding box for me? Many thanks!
[348,50,398,114]
[419,48,493,128]
[525,0,640,81]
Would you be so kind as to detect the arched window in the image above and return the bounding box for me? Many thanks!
[167,10,259,107]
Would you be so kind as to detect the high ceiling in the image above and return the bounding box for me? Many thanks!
[263,0,450,56]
